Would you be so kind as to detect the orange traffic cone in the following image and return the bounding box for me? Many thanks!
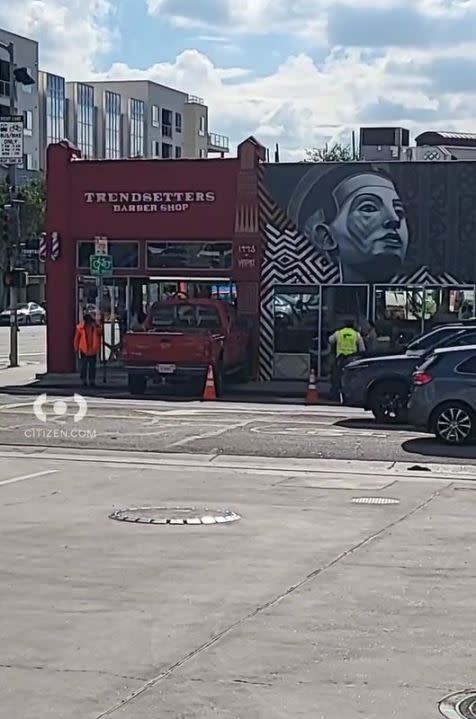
[306,368,319,405]
[203,364,217,401]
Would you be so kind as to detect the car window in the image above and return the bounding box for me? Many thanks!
[407,327,458,351]
[447,331,476,347]
[457,355,476,374]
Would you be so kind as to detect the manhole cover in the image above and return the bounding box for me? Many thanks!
[352,497,400,505]
[109,506,241,525]
[439,690,476,718]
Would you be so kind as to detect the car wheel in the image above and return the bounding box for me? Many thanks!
[25,316,31,325]
[128,374,146,395]
[431,402,475,445]
[369,381,409,424]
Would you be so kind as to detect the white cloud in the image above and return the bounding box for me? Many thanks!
[3,0,476,159]
[0,0,114,76]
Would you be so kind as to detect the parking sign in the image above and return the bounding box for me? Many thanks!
[0,115,24,165]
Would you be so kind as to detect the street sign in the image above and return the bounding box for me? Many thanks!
[0,115,24,165]
[90,254,113,277]
[94,236,108,255]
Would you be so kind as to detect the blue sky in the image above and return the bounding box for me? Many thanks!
[2,0,476,158]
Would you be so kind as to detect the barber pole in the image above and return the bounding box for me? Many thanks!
[38,233,47,262]
[51,232,61,261]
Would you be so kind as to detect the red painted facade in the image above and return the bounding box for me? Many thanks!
[45,138,265,374]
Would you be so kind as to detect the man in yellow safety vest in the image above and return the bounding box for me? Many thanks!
[329,319,366,398]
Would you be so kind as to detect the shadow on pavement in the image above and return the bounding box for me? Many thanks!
[336,418,413,432]
[402,437,476,462]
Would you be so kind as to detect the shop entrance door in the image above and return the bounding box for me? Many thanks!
[317,285,370,378]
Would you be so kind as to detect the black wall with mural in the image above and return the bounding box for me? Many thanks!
[263,161,476,285]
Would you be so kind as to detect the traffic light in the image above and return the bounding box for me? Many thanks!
[3,269,28,288]
[2,206,12,246]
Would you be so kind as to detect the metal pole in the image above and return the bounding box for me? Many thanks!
[8,42,18,368]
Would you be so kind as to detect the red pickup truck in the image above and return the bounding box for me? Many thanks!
[121,298,251,395]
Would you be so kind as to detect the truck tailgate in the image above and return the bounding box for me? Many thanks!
[122,331,220,365]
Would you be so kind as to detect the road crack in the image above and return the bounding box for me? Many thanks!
[0,662,147,681]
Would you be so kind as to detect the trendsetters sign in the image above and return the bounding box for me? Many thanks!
[84,191,216,214]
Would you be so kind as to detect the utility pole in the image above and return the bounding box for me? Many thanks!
[0,40,35,367]
[7,42,18,368]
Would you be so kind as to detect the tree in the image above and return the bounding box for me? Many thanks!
[0,178,46,308]
[304,142,354,162]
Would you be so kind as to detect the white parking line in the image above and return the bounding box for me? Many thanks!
[0,469,58,487]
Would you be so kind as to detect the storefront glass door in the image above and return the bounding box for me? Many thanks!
[317,285,370,378]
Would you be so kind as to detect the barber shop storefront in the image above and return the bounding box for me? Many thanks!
[45,138,476,381]
[45,138,264,374]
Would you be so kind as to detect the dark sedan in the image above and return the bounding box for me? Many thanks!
[408,345,476,444]
[341,323,476,423]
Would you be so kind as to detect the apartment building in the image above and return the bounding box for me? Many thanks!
[0,28,40,179]
[38,71,66,171]
[65,79,229,160]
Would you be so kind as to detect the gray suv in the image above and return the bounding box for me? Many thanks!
[408,345,476,445]
[341,323,476,423]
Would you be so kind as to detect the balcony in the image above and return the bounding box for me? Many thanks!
[187,95,204,105]
[208,132,230,154]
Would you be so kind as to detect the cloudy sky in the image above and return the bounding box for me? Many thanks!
[1,0,476,158]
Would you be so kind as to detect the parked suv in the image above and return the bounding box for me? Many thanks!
[408,345,476,444]
[341,322,476,423]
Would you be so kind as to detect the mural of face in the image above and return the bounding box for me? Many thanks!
[328,173,409,282]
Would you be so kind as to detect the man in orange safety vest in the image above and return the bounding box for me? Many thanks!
[73,313,102,388]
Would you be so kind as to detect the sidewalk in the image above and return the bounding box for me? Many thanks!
[0,362,46,389]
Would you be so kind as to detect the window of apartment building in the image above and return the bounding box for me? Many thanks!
[147,242,232,270]
[105,90,121,159]
[46,74,65,146]
[152,105,160,127]
[23,154,34,170]
[175,146,182,159]
[152,140,160,158]
[162,108,173,138]
[175,112,182,133]
[0,60,10,98]
[23,110,33,136]
[199,115,206,136]
[162,143,173,159]
[129,98,145,157]
[77,84,95,158]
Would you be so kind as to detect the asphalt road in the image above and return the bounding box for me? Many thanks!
[0,396,474,465]
[1,446,475,718]
[0,324,46,366]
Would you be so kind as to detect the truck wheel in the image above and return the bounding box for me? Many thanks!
[369,380,408,424]
[128,374,146,395]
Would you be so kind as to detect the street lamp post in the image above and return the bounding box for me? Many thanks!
[0,40,35,367]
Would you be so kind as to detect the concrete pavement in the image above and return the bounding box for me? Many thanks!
[0,447,475,718]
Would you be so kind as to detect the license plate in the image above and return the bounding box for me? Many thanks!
[156,363,176,374]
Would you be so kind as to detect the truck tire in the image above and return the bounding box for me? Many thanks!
[369,380,408,424]
[128,374,146,395]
